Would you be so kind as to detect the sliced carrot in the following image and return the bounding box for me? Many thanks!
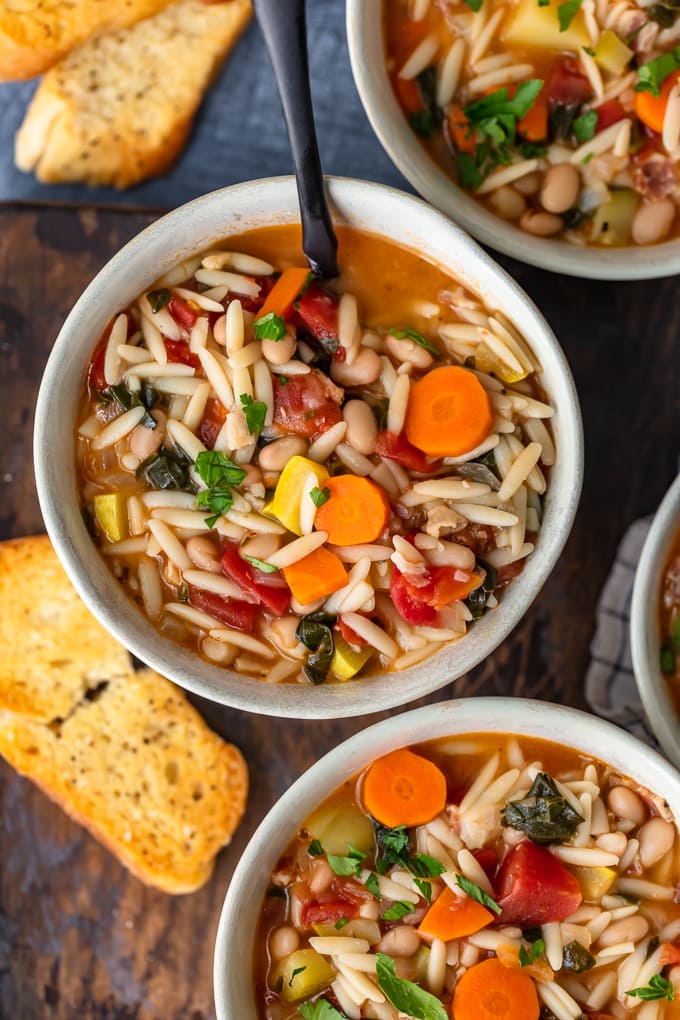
[495,942,554,983]
[419,886,493,942]
[255,266,311,323]
[635,69,680,133]
[395,73,424,115]
[448,105,477,154]
[430,570,482,609]
[659,941,680,967]
[452,957,540,1020]
[314,474,389,546]
[362,748,447,828]
[518,97,548,142]
[404,366,493,458]
[282,546,347,606]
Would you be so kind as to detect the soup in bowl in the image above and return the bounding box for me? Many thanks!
[34,177,582,718]
[214,698,680,1019]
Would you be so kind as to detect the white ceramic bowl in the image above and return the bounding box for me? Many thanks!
[346,2,680,280]
[213,695,680,1017]
[631,473,680,767]
[34,176,582,719]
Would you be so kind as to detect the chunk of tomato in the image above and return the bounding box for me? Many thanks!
[596,99,626,133]
[229,274,276,315]
[294,282,339,342]
[337,617,369,648]
[89,340,108,394]
[272,370,343,439]
[220,542,291,615]
[546,56,592,106]
[198,397,227,449]
[300,894,360,928]
[188,588,257,632]
[474,848,499,884]
[168,295,197,330]
[391,569,439,626]
[164,338,200,369]
[375,431,441,474]
[496,840,583,926]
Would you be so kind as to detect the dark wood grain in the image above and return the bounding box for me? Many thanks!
[0,204,678,1019]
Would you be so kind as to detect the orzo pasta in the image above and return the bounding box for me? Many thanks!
[385,0,680,246]
[76,226,554,686]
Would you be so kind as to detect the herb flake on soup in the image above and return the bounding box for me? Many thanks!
[76,226,554,686]
[385,0,680,246]
[255,734,680,1020]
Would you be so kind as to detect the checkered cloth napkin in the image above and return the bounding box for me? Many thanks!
[585,517,659,747]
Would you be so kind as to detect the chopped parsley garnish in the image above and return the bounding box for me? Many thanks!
[503,772,584,844]
[194,450,246,528]
[519,938,545,967]
[381,900,416,921]
[573,109,598,143]
[241,553,278,573]
[299,1000,350,1020]
[376,954,448,1020]
[308,838,324,856]
[455,874,502,915]
[636,46,680,96]
[558,0,583,31]
[374,824,410,874]
[310,485,331,508]
[461,79,544,184]
[583,45,596,56]
[409,854,447,878]
[410,110,438,138]
[365,873,382,900]
[414,879,433,903]
[289,966,306,987]
[335,917,349,930]
[146,288,171,313]
[462,0,483,9]
[389,327,439,356]
[327,844,366,877]
[253,310,286,341]
[626,974,675,1001]
[239,392,267,434]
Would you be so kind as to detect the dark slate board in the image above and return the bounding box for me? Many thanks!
[0,1,410,208]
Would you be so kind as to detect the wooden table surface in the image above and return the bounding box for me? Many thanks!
[0,202,678,1020]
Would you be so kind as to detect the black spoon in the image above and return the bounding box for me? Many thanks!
[253,0,339,280]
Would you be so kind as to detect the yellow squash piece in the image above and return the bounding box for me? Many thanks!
[473,341,530,385]
[94,493,129,542]
[312,919,381,943]
[265,455,329,535]
[272,949,336,1003]
[504,0,589,52]
[590,189,639,246]
[572,865,617,901]
[330,634,373,681]
[306,802,375,856]
[594,30,633,75]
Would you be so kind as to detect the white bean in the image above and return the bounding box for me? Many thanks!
[258,435,308,472]
[384,333,434,369]
[262,333,297,365]
[638,817,675,868]
[513,171,541,196]
[343,399,378,455]
[376,925,421,958]
[331,347,382,387]
[488,186,527,221]
[631,199,676,246]
[309,858,334,895]
[540,163,580,215]
[598,915,649,948]
[185,535,221,573]
[519,209,564,237]
[608,786,647,828]
[269,926,300,961]
[128,410,166,460]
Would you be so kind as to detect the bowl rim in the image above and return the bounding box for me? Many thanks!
[212,695,680,1018]
[34,174,583,720]
[630,472,680,767]
[345,0,680,281]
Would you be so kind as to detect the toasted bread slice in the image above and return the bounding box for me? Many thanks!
[0,0,176,82]
[0,535,132,722]
[0,669,248,893]
[14,0,252,188]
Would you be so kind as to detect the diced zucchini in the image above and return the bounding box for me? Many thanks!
[312,919,381,943]
[306,802,375,856]
[266,456,329,535]
[330,634,373,681]
[415,945,431,985]
[271,949,336,1003]
[571,865,617,901]
[590,189,639,246]
[594,30,633,75]
[94,493,129,542]
[504,0,589,52]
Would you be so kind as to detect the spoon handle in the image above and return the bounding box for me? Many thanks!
[254,0,339,279]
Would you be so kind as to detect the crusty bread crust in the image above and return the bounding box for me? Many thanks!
[0,671,248,893]
[0,0,176,81]
[0,535,132,722]
[14,0,252,188]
